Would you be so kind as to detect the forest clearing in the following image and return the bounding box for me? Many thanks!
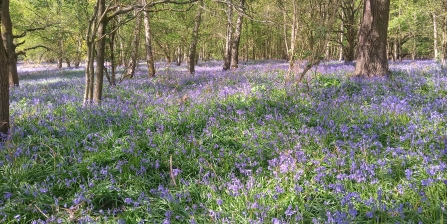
[1,60,446,223]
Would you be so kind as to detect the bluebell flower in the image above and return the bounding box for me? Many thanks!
[124,198,132,205]
[3,192,12,200]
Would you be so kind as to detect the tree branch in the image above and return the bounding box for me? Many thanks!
[211,0,273,24]
[107,0,199,19]
[14,40,26,48]
[13,24,56,39]
[24,45,52,52]
[107,5,135,19]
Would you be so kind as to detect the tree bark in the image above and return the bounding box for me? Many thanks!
[339,15,344,61]
[0,42,8,139]
[84,22,96,104]
[0,1,9,139]
[393,38,397,61]
[288,0,298,72]
[84,41,95,104]
[176,45,182,66]
[222,0,233,70]
[433,13,438,60]
[143,0,156,77]
[118,16,126,66]
[230,0,244,70]
[108,18,117,86]
[412,13,416,60]
[57,38,64,69]
[84,0,100,104]
[93,0,107,103]
[398,5,402,62]
[443,15,447,67]
[1,0,18,87]
[188,0,203,74]
[354,0,390,77]
[74,37,82,68]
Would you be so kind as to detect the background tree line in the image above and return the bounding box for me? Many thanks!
[9,0,446,67]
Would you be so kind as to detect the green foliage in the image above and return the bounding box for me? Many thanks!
[316,74,342,87]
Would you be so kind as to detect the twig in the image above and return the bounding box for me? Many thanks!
[34,204,49,219]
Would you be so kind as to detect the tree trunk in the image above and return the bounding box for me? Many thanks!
[0,39,8,139]
[188,0,203,74]
[345,3,358,63]
[339,15,344,61]
[412,13,416,60]
[222,0,233,70]
[84,41,95,104]
[288,0,298,72]
[93,0,107,103]
[433,13,438,60]
[0,1,9,138]
[84,15,96,105]
[117,15,126,67]
[84,0,99,104]
[393,38,397,62]
[230,0,244,70]
[58,58,63,69]
[143,0,156,77]
[325,42,330,60]
[155,40,171,63]
[443,15,447,67]
[57,38,64,69]
[1,0,18,87]
[354,0,390,77]
[398,5,402,62]
[74,36,82,68]
[344,23,356,62]
[108,18,117,86]
[125,10,142,79]
[176,46,182,66]
[84,0,150,103]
